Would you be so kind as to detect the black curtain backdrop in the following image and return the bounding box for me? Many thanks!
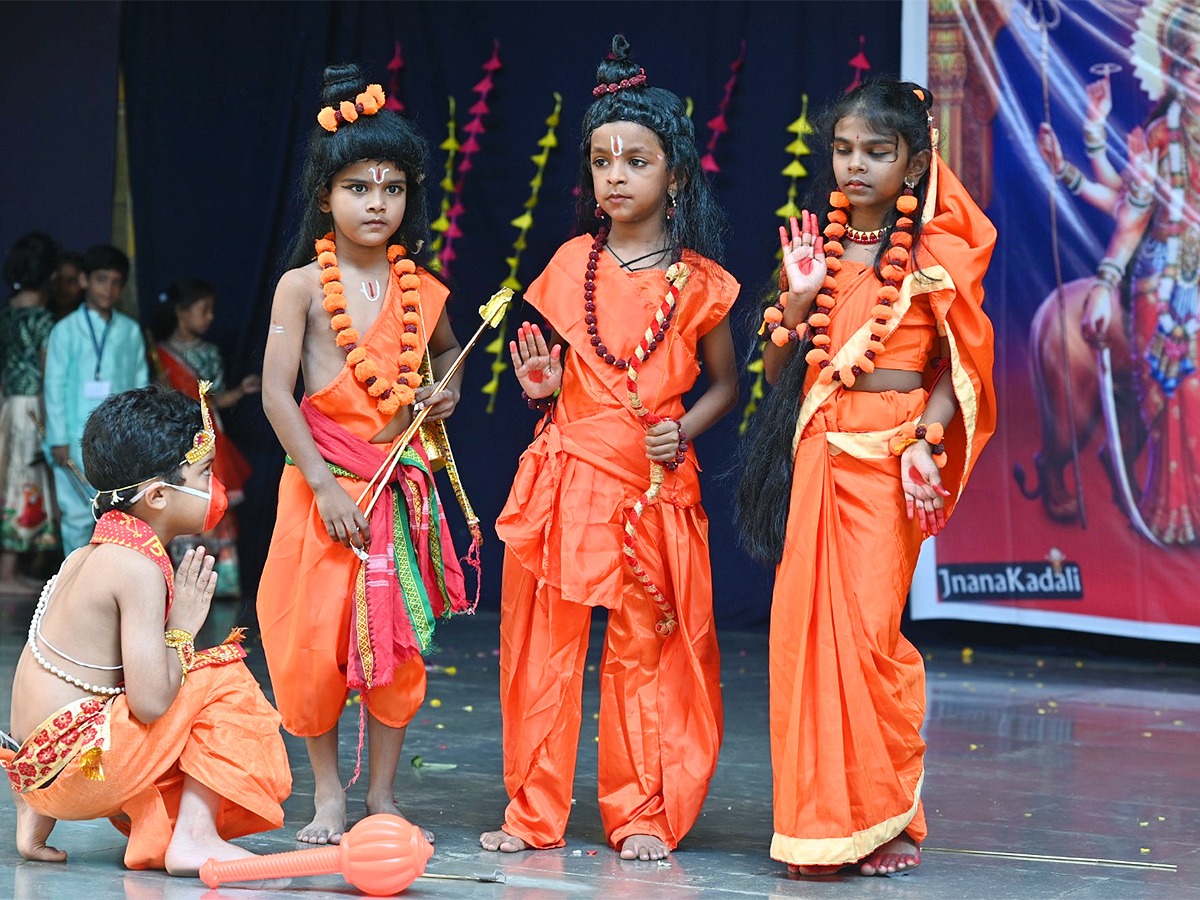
[2,2,120,265]
[119,1,902,627]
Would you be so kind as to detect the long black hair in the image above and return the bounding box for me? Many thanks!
[287,64,431,271]
[735,79,937,566]
[3,232,58,296]
[576,35,726,263]
[152,275,216,341]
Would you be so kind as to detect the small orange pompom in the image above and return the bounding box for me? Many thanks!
[896,194,919,214]
[855,355,876,374]
[317,107,339,132]
[805,347,829,366]
[823,241,845,257]
[339,100,359,123]
[346,347,368,366]
[367,379,388,397]
[357,91,380,115]
[817,365,836,385]
[387,245,407,263]
[839,366,857,387]
[933,452,947,469]
[336,328,360,347]
[878,285,900,302]
[770,328,791,347]
[895,217,914,231]
[824,222,846,239]
[399,273,421,290]
[317,251,337,268]
[924,422,945,444]
[399,349,421,369]
[393,386,415,406]
[320,267,342,285]
[324,281,344,295]
[400,371,423,388]
[401,332,420,348]
[315,235,336,253]
[367,84,387,108]
[870,304,894,320]
[378,394,402,417]
[809,312,832,328]
[402,310,422,326]
[886,247,909,265]
[812,334,832,347]
[830,191,850,208]
[763,306,784,324]
[323,296,344,313]
[354,361,378,382]
[869,320,890,337]
[402,290,421,305]
[816,296,836,311]
[827,209,849,225]
[867,338,886,354]
[396,258,417,274]
[881,265,906,281]
[331,313,352,330]
[825,257,843,273]
[823,275,838,290]
[891,232,914,249]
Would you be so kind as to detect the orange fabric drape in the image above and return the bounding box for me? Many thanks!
[494,237,737,849]
[2,664,290,870]
[770,157,996,866]
[257,268,448,737]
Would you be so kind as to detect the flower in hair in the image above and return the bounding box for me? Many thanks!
[317,84,388,133]
[593,68,647,97]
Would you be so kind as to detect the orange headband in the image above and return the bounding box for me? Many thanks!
[317,84,387,133]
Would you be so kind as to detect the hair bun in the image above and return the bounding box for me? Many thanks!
[904,82,935,112]
[321,63,367,107]
[596,34,643,87]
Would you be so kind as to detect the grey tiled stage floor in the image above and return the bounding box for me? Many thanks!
[0,600,1197,899]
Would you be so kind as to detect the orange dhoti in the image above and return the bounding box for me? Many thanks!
[1,664,290,870]
[495,237,737,849]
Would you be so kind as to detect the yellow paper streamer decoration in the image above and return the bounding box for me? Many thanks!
[428,96,459,271]
[482,92,563,411]
[740,95,815,435]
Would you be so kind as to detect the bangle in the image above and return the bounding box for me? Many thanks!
[1126,184,1154,210]
[521,388,558,412]
[889,421,947,468]
[763,293,805,346]
[662,418,690,471]
[1083,123,1106,156]
[164,629,195,685]
[1059,162,1084,194]
[1095,257,1126,288]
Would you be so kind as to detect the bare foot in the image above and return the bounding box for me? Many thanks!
[0,578,37,596]
[297,790,346,845]
[164,830,254,876]
[859,832,921,876]
[365,793,434,844]
[787,863,844,877]
[480,828,530,853]
[14,794,67,862]
[619,834,670,861]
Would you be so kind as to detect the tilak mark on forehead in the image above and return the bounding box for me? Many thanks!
[610,135,624,157]
[369,166,390,184]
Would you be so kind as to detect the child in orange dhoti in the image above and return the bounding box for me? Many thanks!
[480,36,740,862]
[738,80,996,877]
[2,384,290,875]
[258,64,471,846]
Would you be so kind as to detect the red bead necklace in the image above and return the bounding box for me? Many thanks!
[584,226,677,371]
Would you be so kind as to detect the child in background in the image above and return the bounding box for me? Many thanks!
[482,36,740,861]
[47,251,85,322]
[738,80,996,876]
[259,64,470,845]
[154,276,259,594]
[43,245,149,553]
[0,232,61,592]
[2,384,289,874]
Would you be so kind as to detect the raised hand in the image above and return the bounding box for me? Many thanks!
[779,211,827,305]
[509,321,562,399]
[1085,74,1112,123]
[1125,126,1158,194]
[900,446,951,536]
[1037,123,1064,175]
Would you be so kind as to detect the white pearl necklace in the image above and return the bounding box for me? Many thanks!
[27,575,125,697]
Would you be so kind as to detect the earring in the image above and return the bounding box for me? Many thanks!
[667,189,677,220]
[904,176,917,190]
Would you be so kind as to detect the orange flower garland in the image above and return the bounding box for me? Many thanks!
[317,84,387,133]
[761,190,915,386]
[888,421,947,467]
[315,232,423,416]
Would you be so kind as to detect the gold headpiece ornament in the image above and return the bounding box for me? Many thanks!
[186,381,216,465]
[318,84,387,133]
